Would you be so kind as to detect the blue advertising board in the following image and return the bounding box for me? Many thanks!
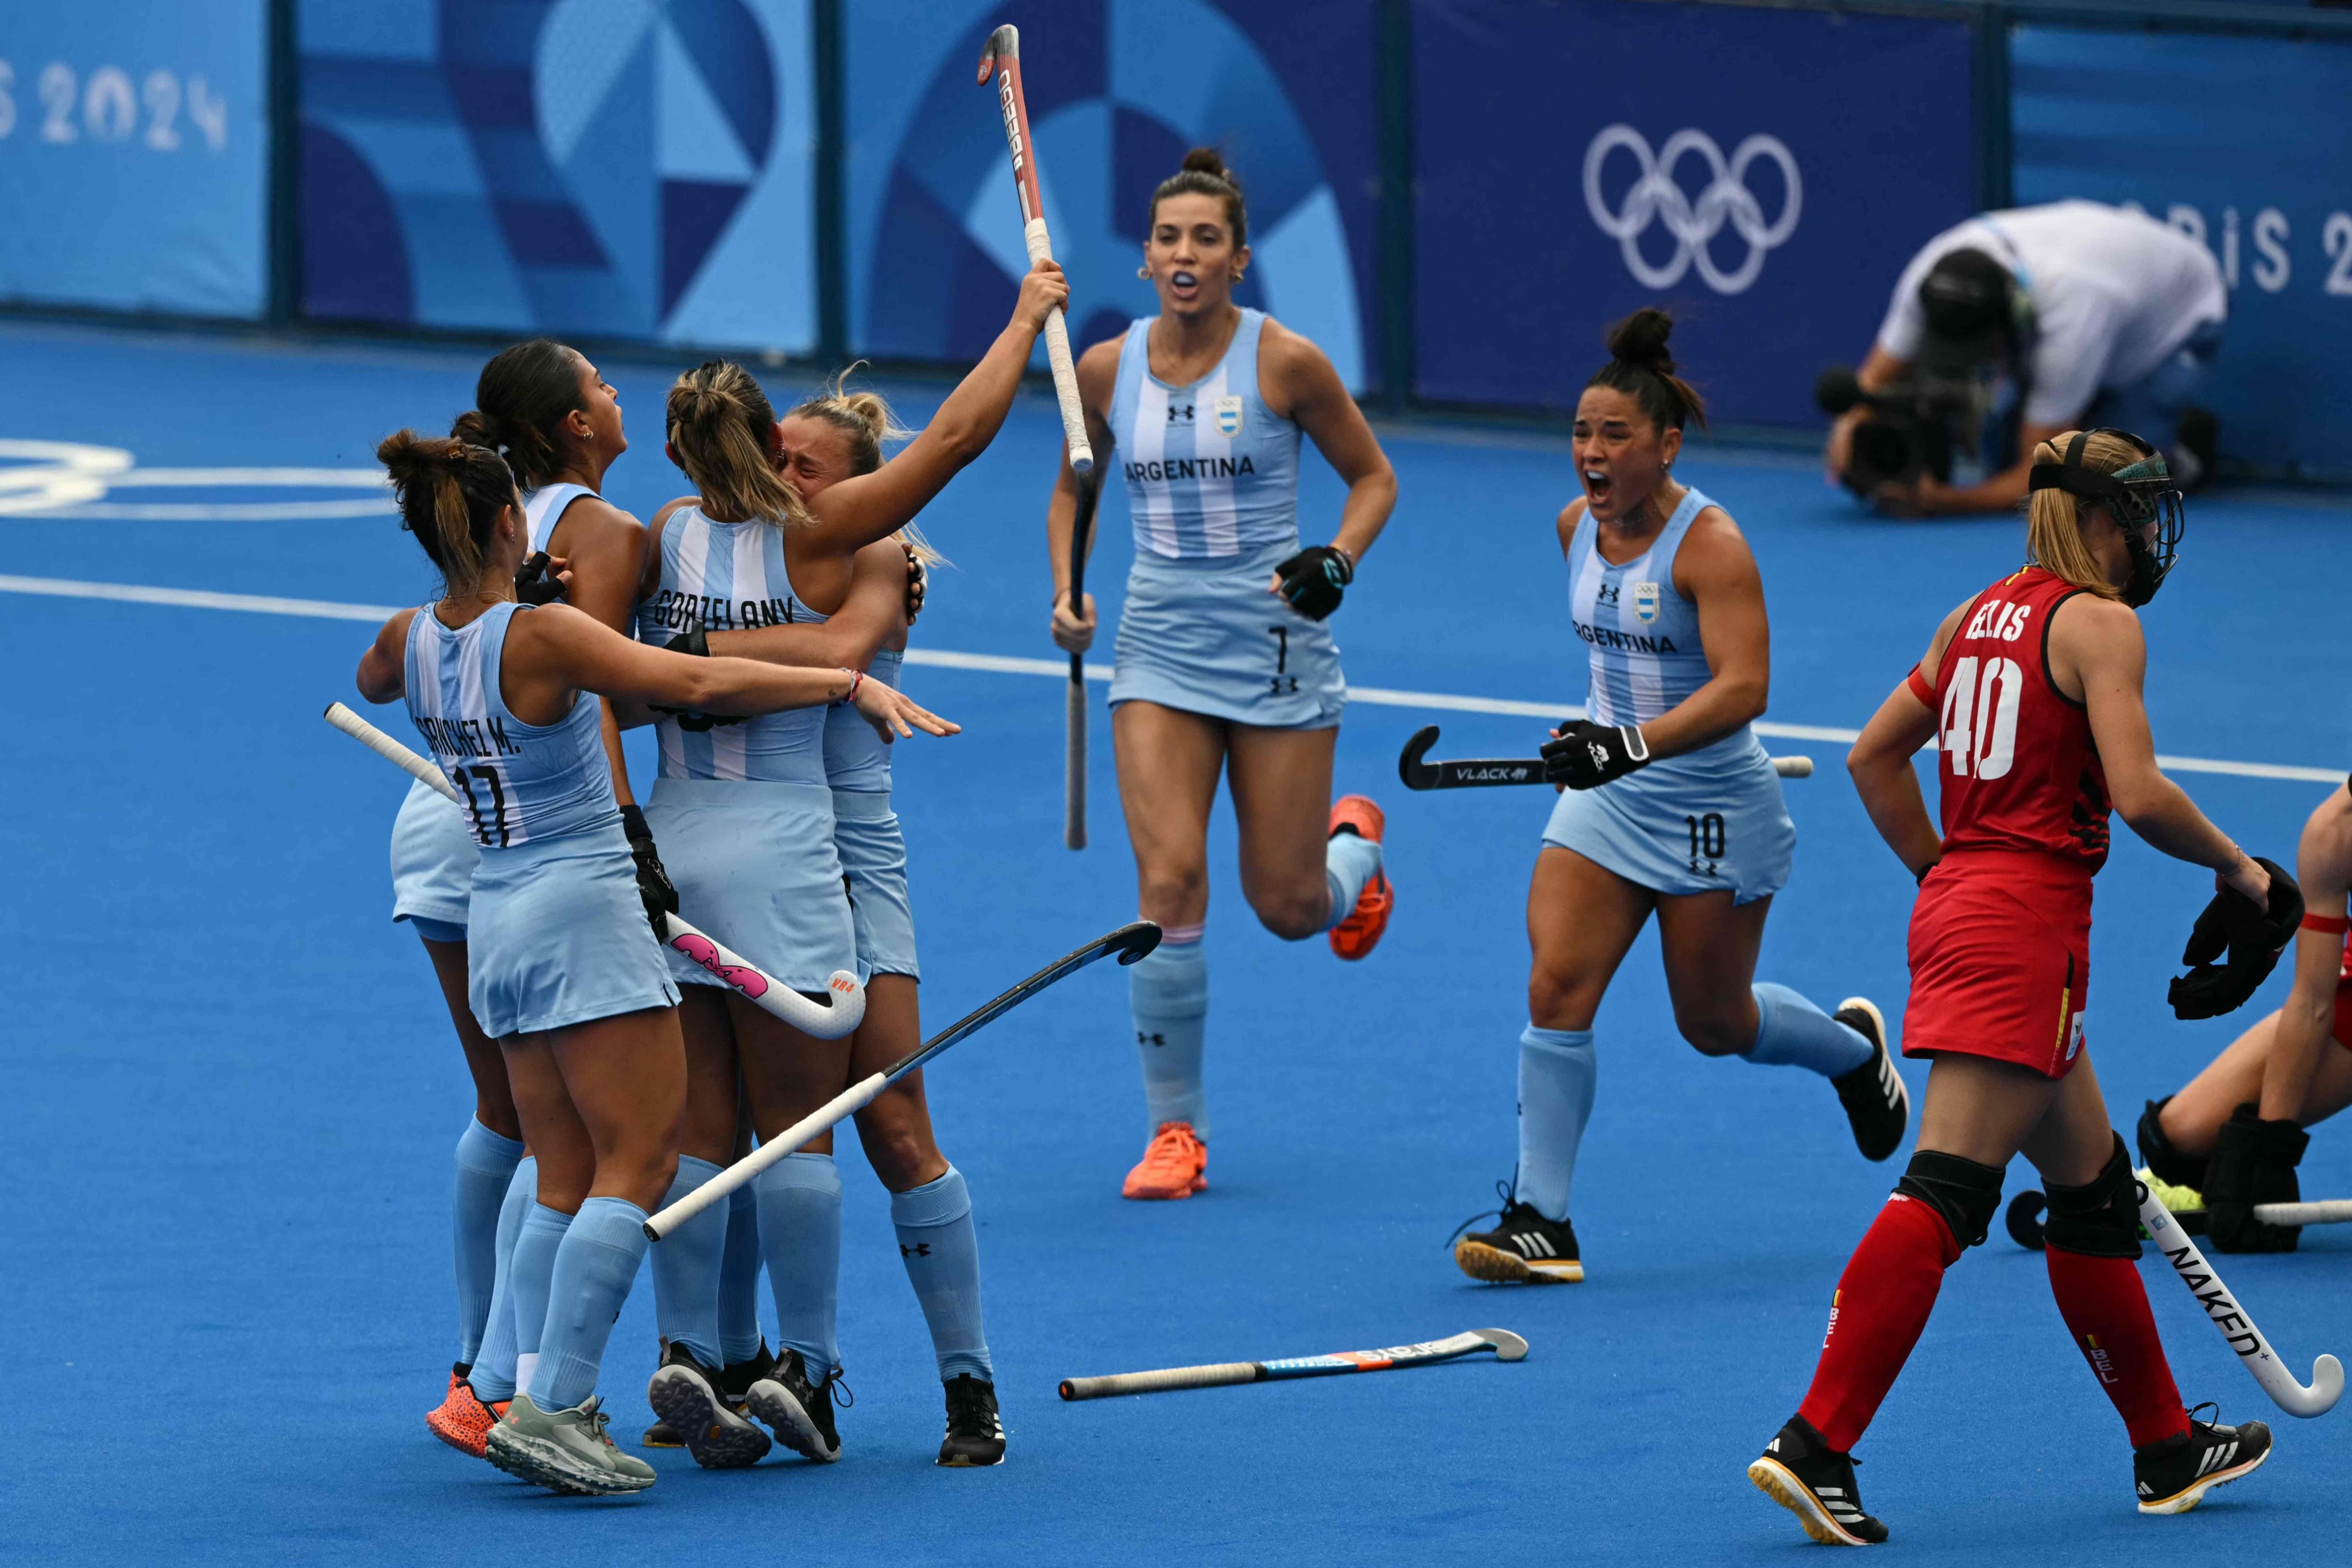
[2013,26,2352,475]
[299,0,815,351]
[845,0,1381,392]
[0,1,268,318]
[1412,0,1976,425]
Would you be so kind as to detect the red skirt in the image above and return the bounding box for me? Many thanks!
[1904,852,2093,1081]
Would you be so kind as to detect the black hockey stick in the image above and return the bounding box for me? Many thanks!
[1065,471,1100,850]
[1398,723,1813,789]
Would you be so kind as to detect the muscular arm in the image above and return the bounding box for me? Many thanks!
[1262,319,1395,564]
[504,603,862,719]
[1637,508,1768,760]
[1847,601,1969,881]
[547,497,651,806]
[706,538,909,670]
[2260,785,2352,1120]
[355,609,420,704]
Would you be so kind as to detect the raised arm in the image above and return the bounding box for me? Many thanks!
[1262,319,1395,564]
[706,537,911,670]
[1846,599,1970,882]
[1047,336,1121,654]
[2258,784,2352,1120]
[355,609,420,704]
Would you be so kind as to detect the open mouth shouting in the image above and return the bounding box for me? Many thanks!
[1167,269,1200,302]
[1581,466,1615,508]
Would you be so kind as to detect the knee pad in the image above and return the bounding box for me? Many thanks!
[1895,1149,2005,1249]
[2136,1097,2207,1193]
[2042,1133,2141,1260]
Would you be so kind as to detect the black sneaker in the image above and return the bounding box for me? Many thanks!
[641,1338,684,1447]
[2134,1404,2271,1514]
[744,1348,844,1463]
[645,1340,772,1469]
[939,1374,1006,1468]
[645,1339,777,1445]
[1831,998,1908,1163]
[1450,1183,1583,1283]
[1748,1416,1888,1546]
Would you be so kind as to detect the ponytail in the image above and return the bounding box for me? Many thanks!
[666,359,810,528]
[457,339,587,490]
[378,429,518,594]
[1587,307,1708,432]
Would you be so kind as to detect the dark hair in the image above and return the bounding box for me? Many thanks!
[452,339,587,490]
[1586,308,1707,432]
[378,430,519,593]
[667,359,807,527]
[1148,148,1247,249]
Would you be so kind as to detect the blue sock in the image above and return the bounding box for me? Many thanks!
[508,1201,573,1400]
[649,1156,727,1368]
[1516,1025,1597,1222]
[718,1183,766,1365]
[756,1152,841,1376]
[529,1197,652,1411]
[452,1119,525,1366]
[469,1156,537,1400]
[890,1166,994,1384]
[1130,935,1208,1140]
[1321,830,1384,930]
[1745,983,1873,1078]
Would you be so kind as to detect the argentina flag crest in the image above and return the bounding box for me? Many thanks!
[1214,394,1243,437]
[1632,580,1661,623]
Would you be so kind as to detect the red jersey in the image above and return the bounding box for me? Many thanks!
[1909,567,2111,875]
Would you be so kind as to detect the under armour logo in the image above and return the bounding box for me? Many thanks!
[1138,1031,1166,1047]
[1166,404,1194,423]
[900,1242,931,1258]
[1596,583,1619,605]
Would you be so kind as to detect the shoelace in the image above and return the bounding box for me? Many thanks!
[1445,1178,1519,1247]
[2183,1400,2222,1439]
[829,1370,855,1412]
[579,1396,617,1451]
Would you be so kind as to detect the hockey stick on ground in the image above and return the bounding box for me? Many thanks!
[324,701,866,1039]
[1398,724,1812,788]
[977,24,1092,474]
[1058,1327,1527,1401]
[2009,1187,2352,1246]
[2138,1179,2343,1418]
[1064,473,1100,850]
[645,919,1161,1240]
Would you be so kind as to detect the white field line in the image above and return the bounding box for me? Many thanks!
[1,572,2341,786]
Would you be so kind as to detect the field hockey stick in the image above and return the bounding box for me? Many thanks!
[645,919,1162,1240]
[977,24,1092,474]
[323,702,866,1040]
[1058,1327,1527,1401]
[2137,1179,2343,1417]
[2007,1187,2352,1246]
[1398,724,1813,789]
[1064,473,1100,850]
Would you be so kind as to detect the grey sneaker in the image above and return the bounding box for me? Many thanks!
[744,1349,842,1463]
[485,1393,657,1496]
[647,1342,771,1469]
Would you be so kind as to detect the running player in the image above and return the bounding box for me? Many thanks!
[1450,311,1906,1286]
[357,431,949,1495]
[2137,777,2352,1250]
[1046,149,1398,1199]
[1747,428,2283,1544]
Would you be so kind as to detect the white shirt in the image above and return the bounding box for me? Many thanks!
[1876,201,2226,428]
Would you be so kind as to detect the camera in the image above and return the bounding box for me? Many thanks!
[1816,365,1986,496]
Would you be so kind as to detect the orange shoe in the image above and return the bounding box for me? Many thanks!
[1326,794,1392,961]
[1121,1121,1208,1200]
[426,1365,508,1458]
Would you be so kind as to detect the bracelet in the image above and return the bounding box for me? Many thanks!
[836,668,863,706]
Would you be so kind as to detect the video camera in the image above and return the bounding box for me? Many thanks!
[1815,365,1987,496]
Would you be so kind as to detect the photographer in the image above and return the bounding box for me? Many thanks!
[1824,200,2226,516]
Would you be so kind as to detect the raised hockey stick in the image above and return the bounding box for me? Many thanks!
[1058,1327,1528,1401]
[2137,1179,2343,1418]
[977,24,1092,474]
[1398,723,1812,789]
[645,919,1161,1240]
[324,701,866,1040]
[1064,473,1100,850]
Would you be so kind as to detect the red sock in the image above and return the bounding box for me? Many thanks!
[2044,1248,2191,1447]
[1796,1195,1961,1453]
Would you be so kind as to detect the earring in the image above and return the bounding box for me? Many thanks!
[1136,265,1151,279]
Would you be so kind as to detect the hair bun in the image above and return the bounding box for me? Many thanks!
[1605,307,1677,374]
[1180,146,1236,187]
[377,428,452,488]
[450,409,500,451]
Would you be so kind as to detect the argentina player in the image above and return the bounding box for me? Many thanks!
[1047,149,1399,1201]
[1450,311,1907,1286]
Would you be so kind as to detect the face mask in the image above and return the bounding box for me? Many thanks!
[2028,431,2184,608]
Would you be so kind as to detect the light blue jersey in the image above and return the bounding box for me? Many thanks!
[1109,308,1301,560]
[523,481,595,553]
[403,600,616,847]
[635,505,828,785]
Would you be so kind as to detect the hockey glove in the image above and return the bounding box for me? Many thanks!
[2204,1102,2308,1253]
[1541,719,1651,791]
[1273,545,1352,621]
[2167,856,2303,1020]
[649,623,742,731]
[618,803,679,942]
[513,551,566,606]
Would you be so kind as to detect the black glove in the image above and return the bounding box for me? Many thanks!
[513,551,565,605]
[2168,856,2303,1020]
[903,542,928,626]
[1273,545,1352,621]
[648,623,744,731]
[618,803,679,941]
[1541,719,1651,790]
[2204,1102,2308,1253]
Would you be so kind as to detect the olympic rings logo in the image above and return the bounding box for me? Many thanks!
[1582,126,1803,296]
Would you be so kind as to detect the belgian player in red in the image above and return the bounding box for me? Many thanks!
[1747,429,2292,1544]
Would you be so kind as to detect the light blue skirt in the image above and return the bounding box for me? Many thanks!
[389,776,477,931]
[1541,732,1795,904]
[1111,537,1344,730]
[467,818,680,1038]
[833,787,919,982]
[646,776,857,992]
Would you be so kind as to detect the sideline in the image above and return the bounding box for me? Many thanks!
[0,571,2339,785]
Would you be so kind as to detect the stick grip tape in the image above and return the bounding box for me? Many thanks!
[1058,1362,1260,1400]
[1024,218,1093,472]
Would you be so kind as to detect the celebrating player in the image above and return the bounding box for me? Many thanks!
[1747,428,2285,1544]
[357,432,948,1496]
[1449,310,1906,1287]
[2136,777,2352,1251]
[1046,148,1399,1199]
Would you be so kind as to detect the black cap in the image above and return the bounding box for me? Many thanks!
[1917,247,2014,370]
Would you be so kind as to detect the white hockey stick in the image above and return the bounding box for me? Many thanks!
[1058,1328,1528,1401]
[324,701,865,1039]
[977,24,1092,473]
[2140,1179,2343,1418]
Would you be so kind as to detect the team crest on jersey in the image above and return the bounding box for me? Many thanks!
[1631,581,1661,623]
[1213,395,1244,438]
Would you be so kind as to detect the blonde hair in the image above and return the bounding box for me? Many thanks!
[378,429,517,595]
[666,359,810,528]
[2023,428,2144,601]
[788,366,944,566]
